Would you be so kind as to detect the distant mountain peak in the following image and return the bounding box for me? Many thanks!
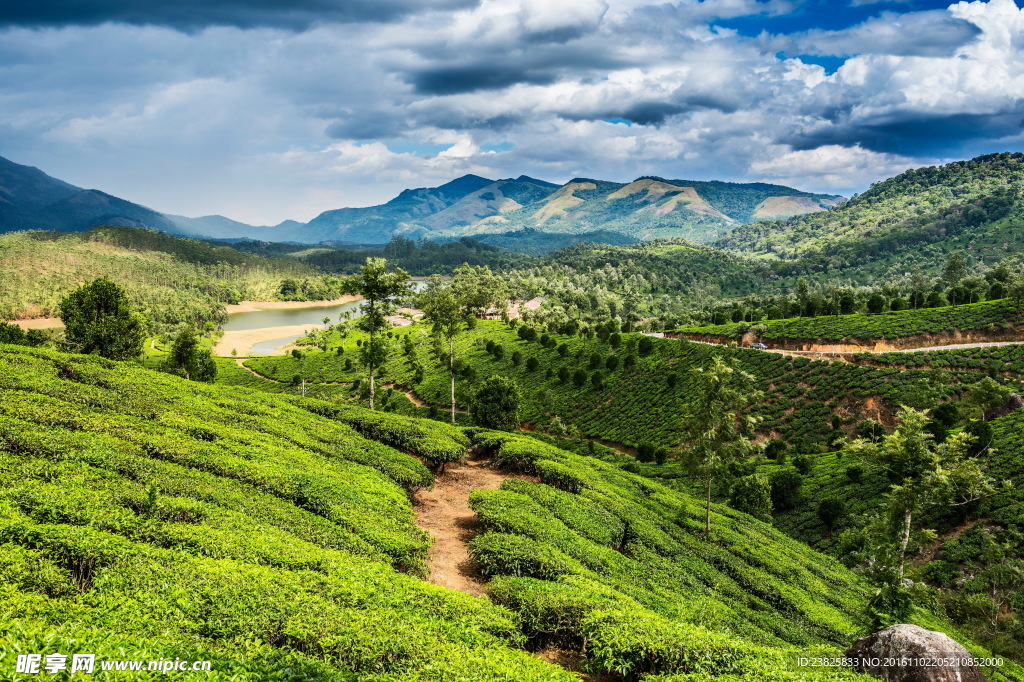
[514,175,559,188]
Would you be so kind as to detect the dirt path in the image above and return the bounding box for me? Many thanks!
[412,451,533,598]
[381,383,429,408]
[235,358,284,382]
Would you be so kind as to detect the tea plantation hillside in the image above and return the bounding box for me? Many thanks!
[674,298,1024,347]
[244,320,1015,450]
[5,345,1018,680]
[764,382,1024,661]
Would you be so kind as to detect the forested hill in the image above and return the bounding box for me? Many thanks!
[0,226,339,332]
[716,153,1024,274]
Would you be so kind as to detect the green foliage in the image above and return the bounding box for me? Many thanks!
[720,153,1024,274]
[471,375,523,432]
[729,475,773,522]
[0,227,328,333]
[770,469,804,511]
[161,326,216,382]
[58,277,145,360]
[677,299,1024,344]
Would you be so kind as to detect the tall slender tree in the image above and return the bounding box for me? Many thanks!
[341,258,410,410]
[418,275,464,423]
[942,253,968,307]
[680,356,762,535]
[848,407,1000,624]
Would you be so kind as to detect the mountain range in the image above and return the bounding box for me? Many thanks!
[0,154,842,245]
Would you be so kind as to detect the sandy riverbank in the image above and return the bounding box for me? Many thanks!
[212,324,323,357]
[225,295,361,314]
[11,318,64,330]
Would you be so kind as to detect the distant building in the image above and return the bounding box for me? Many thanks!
[481,297,545,320]
[396,307,424,319]
[385,315,413,327]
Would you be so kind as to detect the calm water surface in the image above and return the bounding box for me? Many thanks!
[230,281,425,355]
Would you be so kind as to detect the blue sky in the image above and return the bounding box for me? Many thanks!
[0,0,1022,225]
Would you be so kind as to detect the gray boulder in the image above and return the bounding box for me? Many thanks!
[984,392,1024,421]
[845,624,985,682]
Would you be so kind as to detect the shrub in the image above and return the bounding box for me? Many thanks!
[769,468,803,511]
[636,442,655,463]
[793,454,813,475]
[471,375,522,431]
[729,475,773,522]
[817,498,845,533]
[764,439,788,460]
[637,336,654,356]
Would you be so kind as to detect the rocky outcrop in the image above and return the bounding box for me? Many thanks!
[845,624,985,682]
[984,392,1024,421]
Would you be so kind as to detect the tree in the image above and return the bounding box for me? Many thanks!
[162,327,217,382]
[962,376,1013,421]
[680,356,762,535]
[471,375,522,431]
[1009,276,1024,320]
[942,253,968,306]
[729,474,773,522]
[817,498,845,535]
[452,263,508,318]
[341,258,410,410]
[637,335,654,356]
[770,468,804,510]
[849,406,999,589]
[795,278,811,317]
[58,277,145,360]
[418,274,464,423]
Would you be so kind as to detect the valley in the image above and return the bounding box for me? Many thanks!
[4,152,1024,681]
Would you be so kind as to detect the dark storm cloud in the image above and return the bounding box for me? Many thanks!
[774,10,982,57]
[788,110,1024,157]
[0,0,478,30]
[409,65,559,95]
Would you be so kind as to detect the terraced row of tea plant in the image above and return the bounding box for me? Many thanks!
[459,430,1021,680]
[242,320,1011,450]
[3,344,1021,680]
[674,298,1024,344]
[0,344,569,681]
[854,343,1024,375]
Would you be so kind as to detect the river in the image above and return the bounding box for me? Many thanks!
[223,281,427,356]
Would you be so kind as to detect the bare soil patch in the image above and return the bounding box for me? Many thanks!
[413,451,535,598]
[224,296,360,314]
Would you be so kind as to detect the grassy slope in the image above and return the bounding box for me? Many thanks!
[674,299,1024,343]
[7,345,1015,680]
